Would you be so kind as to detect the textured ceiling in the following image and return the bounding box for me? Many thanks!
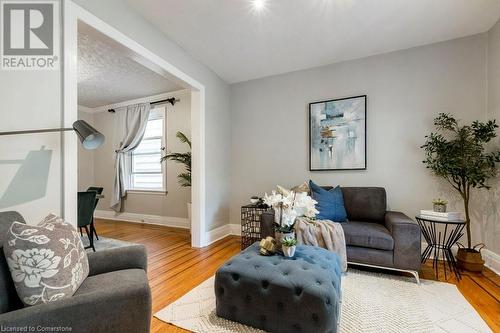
[78,24,182,108]
[127,0,500,83]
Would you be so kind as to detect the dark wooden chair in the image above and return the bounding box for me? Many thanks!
[78,191,97,251]
[86,186,103,240]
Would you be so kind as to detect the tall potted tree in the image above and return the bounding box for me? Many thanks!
[161,131,192,224]
[422,113,500,271]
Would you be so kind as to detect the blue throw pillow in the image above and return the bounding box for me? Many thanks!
[309,180,347,222]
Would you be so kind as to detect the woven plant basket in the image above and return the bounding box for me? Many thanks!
[456,243,485,272]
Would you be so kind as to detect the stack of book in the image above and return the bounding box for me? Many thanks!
[420,210,461,221]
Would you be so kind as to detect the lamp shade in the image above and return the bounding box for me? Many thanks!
[72,120,105,150]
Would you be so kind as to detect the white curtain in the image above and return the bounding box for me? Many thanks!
[110,103,151,212]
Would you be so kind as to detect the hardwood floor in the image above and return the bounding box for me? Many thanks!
[94,219,500,332]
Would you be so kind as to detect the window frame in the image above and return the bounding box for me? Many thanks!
[127,106,167,193]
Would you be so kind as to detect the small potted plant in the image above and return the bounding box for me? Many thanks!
[281,237,297,258]
[432,198,447,213]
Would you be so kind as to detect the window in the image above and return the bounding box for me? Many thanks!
[129,107,165,191]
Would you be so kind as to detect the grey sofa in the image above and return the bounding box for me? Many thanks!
[262,187,421,282]
[0,211,152,332]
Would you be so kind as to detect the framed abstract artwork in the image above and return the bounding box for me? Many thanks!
[309,95,366,171]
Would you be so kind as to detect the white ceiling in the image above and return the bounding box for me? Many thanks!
[78,23,182,108]
[127,0,500,83]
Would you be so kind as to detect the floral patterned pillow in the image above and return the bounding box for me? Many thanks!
[2,214,89,306]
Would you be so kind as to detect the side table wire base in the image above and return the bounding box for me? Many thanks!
[241,205,271,250]
[416,216,466,280]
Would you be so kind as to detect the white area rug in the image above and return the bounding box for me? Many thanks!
[155,269,491,333]
[82,236,133,251]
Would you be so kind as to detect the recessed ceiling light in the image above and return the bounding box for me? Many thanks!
[252,0,266,11]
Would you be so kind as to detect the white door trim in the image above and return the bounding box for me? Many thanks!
[64,1,206,247]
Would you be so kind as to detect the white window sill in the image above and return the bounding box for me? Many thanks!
[126,189,168,196]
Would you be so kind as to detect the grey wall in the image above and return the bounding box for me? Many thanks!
[74,0,231,230]
[487,19,500,255]
[85,92,191,218]
[230,34,492,248]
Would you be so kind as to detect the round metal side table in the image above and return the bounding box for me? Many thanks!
[415,215,466,280]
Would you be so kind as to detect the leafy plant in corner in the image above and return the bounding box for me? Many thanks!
[422,113,500,270]
[161,131,191,187]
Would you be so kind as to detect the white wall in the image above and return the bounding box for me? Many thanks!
[230,35,490,247]
[77,108,95,191]
[73,0,231,230]
[0,43,62,224]
[486,19,500,255]
[86,91,191,219]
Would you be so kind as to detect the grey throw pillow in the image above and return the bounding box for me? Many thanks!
[2,214,89,306]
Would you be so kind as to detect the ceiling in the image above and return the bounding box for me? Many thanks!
[127,0,500,83]
[78,23,182,108]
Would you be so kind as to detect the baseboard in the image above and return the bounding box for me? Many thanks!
[206,223,241,245]
[482,249,500,275]
[229,224,241,236]
[94,209,189,229]
[422,242,500,275]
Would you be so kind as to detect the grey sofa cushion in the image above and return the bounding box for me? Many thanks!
[341,187,387,222]
[346,246,393,267]
[341,221,394,251]
[0,269,151,333]
[0,212,24,314]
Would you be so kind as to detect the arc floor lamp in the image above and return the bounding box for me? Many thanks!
[0,120,105,218]
[0,120,105,149]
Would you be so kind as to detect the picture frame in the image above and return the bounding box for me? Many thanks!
[309,95,367,171]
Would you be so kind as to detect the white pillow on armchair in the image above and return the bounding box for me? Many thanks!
[2,214,89,306]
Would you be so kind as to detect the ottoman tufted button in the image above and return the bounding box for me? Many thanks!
[294,287,303,296]
[254,265,260,269]
[282,271,289,276]
[292,323,301,331]
[231,273,240,281]
[312,313,319,322]
[245,295,252,303]
[316,280,322,285]
[261,280,269,289]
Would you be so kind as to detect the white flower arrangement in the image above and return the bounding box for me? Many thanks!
[263,190,318,232]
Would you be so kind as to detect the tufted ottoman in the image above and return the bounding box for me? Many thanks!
[215,243,342,333]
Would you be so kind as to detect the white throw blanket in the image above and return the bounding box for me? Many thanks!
[295,217,348,272]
